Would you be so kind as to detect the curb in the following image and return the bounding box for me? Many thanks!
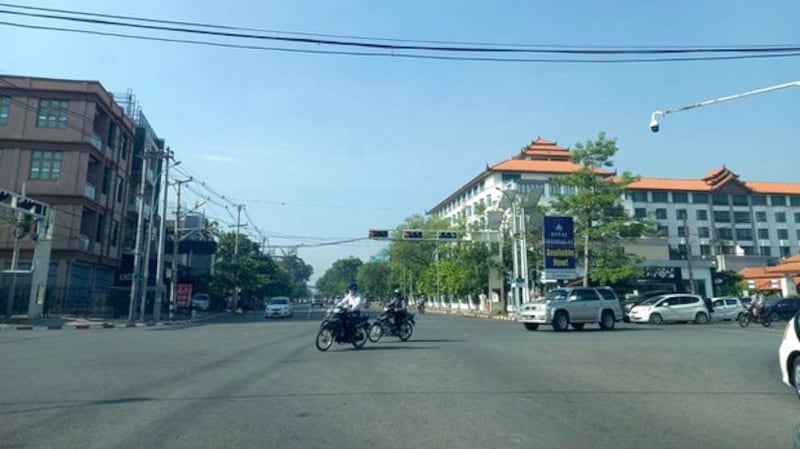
[0,320,195,332]
[427,309,518,322]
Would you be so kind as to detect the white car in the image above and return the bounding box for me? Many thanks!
[711,297,745,321]
[191,293,211,311]
[265,297,293,318]
[779,312,800,399]
[517,287,622,332]
[629,294,710,325]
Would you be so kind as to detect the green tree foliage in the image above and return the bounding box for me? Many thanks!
[315,257,363,298]
[278,253,314,298]
[210,232,291,303]
[356,260,391,300]
[713,270,743,297]
[550,132,653,286]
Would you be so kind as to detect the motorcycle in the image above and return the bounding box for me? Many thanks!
[368,307,415,343]
[738,304,772,328]
[417,301,425,314]
[315,307,369,351]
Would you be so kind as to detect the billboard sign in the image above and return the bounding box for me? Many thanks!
[543,216,576,280]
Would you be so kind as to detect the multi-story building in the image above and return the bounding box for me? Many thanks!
[428,137,800,295]
[0,75,136,310]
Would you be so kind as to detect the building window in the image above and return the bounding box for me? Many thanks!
[771,195,787,207]
[501,173,521,182]
[634,208,646,218]
[36,99,69,128]
[700,245,711,256]
[672,192,688,203]
[776,212,787,223]
[692,193,709,204]
[655,208,667,220]
[28,151,62,180]
[713,210,731,222]
[698,227,710,238]
[791,196,800,207]
[657,225,668,236]
[651,191,668,203]
[101,167,111,194]
[781,246,791,257]
[794,212,800,223]
[111,220,119,247]
[0,96,9,125]
[630,191,648,202]
[676,209,687,220]
[751,195,767,206]
[733,211,750,224]
[732,195,748,206]
[760,247,772,257]
[116,175,124,202]
[756,211,767,222]
[778,229,789,240]
[517,181,545,194]
[797,229,800,240]
[696,209,708,221]
[677,226,687,237]
[735,228,753,241]
[716,228,733,240]
[96,214,105,243]
[757,228,770,239]
[712,194,729,206]
[741,246,755,256]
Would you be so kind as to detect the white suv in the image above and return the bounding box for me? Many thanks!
[518,287,622,332]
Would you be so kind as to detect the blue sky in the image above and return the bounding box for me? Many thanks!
[2,1,798,281]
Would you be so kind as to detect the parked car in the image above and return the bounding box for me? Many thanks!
[265,297,293,318]
[621,290,675,322]
[311,298,325,307]
[711,297,745,321]
[517,286,622,332]
[766,298,800,322]
[779,311,800,399]
[191,293,211,311]
[629,294,710,325]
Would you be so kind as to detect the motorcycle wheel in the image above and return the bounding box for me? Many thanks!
[352,327,367,349]
[738,313,751,328]
[762,316,772,328]
[315,328,334,351]
[398,322,413,341]
[368,323,383,343]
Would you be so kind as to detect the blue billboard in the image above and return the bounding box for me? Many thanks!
[543,216,576,280]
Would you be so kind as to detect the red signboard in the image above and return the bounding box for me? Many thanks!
[177,283,193,308]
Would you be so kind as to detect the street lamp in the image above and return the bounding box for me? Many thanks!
[650,80,800,132]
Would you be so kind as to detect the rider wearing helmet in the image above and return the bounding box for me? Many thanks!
[387,288,408,330]
[336,282,363,337]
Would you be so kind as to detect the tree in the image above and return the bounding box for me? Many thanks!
[713,270,743,297]
[356,260,391,300]
[316,257,363,298]
[278,253,314,298]
[550,132,652,286]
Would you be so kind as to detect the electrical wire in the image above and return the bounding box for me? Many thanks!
[2,20,799,64]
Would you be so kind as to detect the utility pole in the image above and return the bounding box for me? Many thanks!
[5,183,26,318]
[155,148,172,321]
[683,213,696,294]
[139,151,162,322]
[128,154,149,322]
[170,177,192,317]
[231,203,246,312]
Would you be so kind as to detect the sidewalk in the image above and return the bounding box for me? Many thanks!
[426,307,518,321]
[0,312,206,331]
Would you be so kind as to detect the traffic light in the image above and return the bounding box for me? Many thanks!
[437,231,458,240]
[368,229,389,239]
[402,230,424,240]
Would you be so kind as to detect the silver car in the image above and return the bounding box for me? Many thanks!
[629,294,710,325]
[711,297,745,322]
[264,297,293,318]
[518,287,622,332]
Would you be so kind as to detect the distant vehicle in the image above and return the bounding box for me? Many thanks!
[265,297,293,318]
[711,297,746,321]
[629,294,709,325]
[191,293,211,311]
[766,298,800,322]
[621,290,673,322]
[311,298,325,308]
[517,287,622,332]
[779,311,800,399]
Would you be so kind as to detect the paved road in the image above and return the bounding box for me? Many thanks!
[1,314,797,449]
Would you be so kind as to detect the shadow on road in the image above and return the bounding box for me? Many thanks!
[380,339,468,343]
[345,345,439,351]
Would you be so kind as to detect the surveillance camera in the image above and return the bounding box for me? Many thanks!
[649,118,659,133]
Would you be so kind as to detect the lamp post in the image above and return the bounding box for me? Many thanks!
[650,80,800,132]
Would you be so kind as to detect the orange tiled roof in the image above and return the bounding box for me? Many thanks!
[740,266,771,278]
[743,182,800,195]
[491,159,613,175]
[750,277,800,291]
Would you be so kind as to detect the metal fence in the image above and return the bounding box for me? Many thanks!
[0,286,132,319]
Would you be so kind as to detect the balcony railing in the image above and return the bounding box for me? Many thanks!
[84,183,97,201]
[90,132,103,151]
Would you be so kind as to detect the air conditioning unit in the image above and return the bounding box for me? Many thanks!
[76,234,92,251]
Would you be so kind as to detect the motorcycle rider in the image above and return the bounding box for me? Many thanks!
[751,292,764,318]
[386,288,408,330]
[336,283,363,338]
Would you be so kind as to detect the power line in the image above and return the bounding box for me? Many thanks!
[2,20,800,64]
[3,6,800,56]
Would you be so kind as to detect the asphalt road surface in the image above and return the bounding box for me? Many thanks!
[1,313,797,449]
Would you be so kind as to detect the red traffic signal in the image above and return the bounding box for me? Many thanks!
[402,230,424,240]
[368,229,389,239]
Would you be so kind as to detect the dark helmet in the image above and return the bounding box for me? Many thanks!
[393,288,401,297]
[347,282,358,292]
